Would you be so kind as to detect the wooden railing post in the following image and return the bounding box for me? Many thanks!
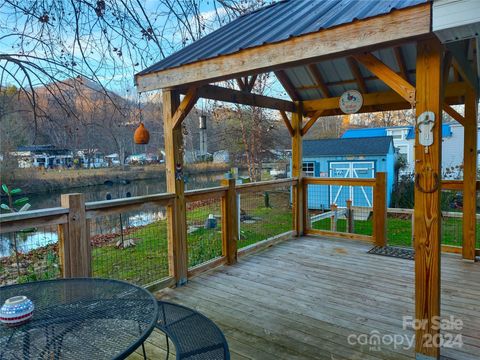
[59,193,91,277]
[373,172,387,246]
[462,86,477,261]
[291,103,304,236]
[330,204,337,232]
[221,178,238,265]
[163,90,188,286]
[346,200,354,233]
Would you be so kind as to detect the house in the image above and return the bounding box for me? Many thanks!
[302,137,395,209]
[341,123,474,176]
[12,145,73,168]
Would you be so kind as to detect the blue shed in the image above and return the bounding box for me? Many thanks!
[302,137,395,210]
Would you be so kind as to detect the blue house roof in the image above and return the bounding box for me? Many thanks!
[341,124,453,140]
[303,137,394,158]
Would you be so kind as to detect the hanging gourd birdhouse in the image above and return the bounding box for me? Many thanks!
[134,123,150,144]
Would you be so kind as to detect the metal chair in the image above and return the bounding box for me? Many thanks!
[155,301,230,360]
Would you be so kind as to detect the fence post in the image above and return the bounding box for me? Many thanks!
[373,172,387,246]
[330,204,337,232]
[221,178,238,265]
[59,193,91,277]
[346,200,354,233]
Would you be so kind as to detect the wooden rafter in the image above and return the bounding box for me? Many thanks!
[274,70,300,101]
[301,110,324,136]
[179,85,295,112]
[448,41,478,92]
[135,4,430,91]
[307,64,330,97]
[246,75,258,92]
[279,110,294,137]
[443,104,465,125]
[297,70,417,90]
[346,57,368,93]
[393,46,408,80]
[172,87,198,129]
[353,52,415,103]
[236,78,246,91]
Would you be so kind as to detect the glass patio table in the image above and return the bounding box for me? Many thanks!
[0,278,158,360]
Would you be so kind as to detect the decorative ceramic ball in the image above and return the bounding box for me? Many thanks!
[134,123,150,144]
[0,296,34,327]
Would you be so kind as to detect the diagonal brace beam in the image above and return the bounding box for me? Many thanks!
[353,53,415,103]
[172,88,198,129]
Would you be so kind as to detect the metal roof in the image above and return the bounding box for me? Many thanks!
[138,0,427,77]
[303,136,394,157]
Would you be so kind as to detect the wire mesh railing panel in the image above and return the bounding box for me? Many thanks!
[90,205,168,286]
[306,183,373,237]
[0,225,61,285]
[386,210,413,248]
[186,198,223,268]
[238,186,293,249]
[441,190,463,247]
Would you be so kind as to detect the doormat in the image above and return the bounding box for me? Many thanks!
[367,246,414,260]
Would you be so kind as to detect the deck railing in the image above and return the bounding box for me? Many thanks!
[2,175,479,287]
[0,178,297,287]
[302,173,387,246]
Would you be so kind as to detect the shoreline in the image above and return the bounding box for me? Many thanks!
[2,163,231,196]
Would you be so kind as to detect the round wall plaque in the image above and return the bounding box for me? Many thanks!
[339,90,363,114]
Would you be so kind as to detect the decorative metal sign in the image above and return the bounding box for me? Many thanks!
[339,90,363,114]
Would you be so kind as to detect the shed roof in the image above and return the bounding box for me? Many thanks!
[303,136,394,157]
[138,0,426,77]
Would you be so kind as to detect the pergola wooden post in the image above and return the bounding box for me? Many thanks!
[414,38,443,360]
[291,103,304,236]
[163,90,189,285]
[463,86,478,261]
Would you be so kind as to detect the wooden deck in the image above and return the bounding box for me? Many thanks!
[129,236,480,360]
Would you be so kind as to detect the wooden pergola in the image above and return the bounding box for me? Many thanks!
[135,1,479,359]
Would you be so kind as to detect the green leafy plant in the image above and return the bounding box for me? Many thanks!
[1,184,32,277]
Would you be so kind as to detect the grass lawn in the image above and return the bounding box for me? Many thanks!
[311,215,478,248]
[92,191,293,285]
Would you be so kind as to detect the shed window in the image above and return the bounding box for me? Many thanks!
[302,162,315,176]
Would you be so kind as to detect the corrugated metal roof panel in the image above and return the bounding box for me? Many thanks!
[138,0,428,76]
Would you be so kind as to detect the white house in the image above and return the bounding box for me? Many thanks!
[342,123,479,178]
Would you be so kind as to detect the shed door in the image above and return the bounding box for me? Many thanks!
[329,161,374,207]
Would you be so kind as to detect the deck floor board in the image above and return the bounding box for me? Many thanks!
[129,236,480,360]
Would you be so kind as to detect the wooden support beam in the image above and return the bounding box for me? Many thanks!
[448,41,478,92]
[373,173,387,246]
[414,38,443,360]
[172,88,198,129]
[307,64,330,97]
[443,104,465,125]
[291,103,304,236]
[275,70,300,101]
[303,82,467,114]
[135,4,430,91]
[279,110,294,137]
[394,46,409,80]
[163,90,188,286]
[60,193,90,278]
[354,52,415,103]
[180,85,295,112]
[246,75,258,92]
[301,110,323,136]
[463,86,478,261]
[221,178,238,265]
[236,78,246,91]
[347,57,368,93]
